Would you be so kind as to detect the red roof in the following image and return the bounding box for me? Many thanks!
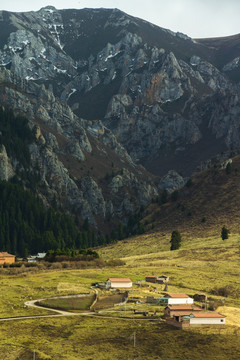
[168,293,190,299]
[193,312,225,318]
[167,305,201,311]
[108,278,132,283]
[145,275,157,279]
[171,311,196,316]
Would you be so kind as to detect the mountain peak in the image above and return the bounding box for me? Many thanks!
[39,6,57,12]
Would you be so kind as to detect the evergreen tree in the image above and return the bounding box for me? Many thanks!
[161,190,168,204]
[118,222,124,240]
[221,226,230,240]
[226,162,232,175]
[170,230,182,250]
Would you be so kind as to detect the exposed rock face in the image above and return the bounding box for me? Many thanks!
[0,7,240,227]
[0,145,15,181]
[0,67,159,227]
[159,170,185,193]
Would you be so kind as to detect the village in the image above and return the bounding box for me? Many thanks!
[0,250,227,330]
[90,276,226,328]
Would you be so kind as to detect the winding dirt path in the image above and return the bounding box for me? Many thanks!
[0,297,161,323]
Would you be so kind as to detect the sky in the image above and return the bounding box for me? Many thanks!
[1,0,240,39]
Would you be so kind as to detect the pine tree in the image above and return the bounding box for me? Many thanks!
[170,230,182,250]
[221,226,230,240]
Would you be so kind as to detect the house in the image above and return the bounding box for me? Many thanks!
[166,312,226,328]
[0,252,15,265]
[27,252,46,263]
[106,278,132,289]
[190,312,226,325]
[145,275,169,284]
[164,305,202,318]
[165,293,194,305]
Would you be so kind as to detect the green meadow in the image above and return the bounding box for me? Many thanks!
[0,231,240,359]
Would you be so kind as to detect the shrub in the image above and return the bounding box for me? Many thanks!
[9,262,22,268]
[25,262,38,267]
[106,259,126,267]
[185,179,193,187]
[211,285,237,298]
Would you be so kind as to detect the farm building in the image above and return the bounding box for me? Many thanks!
[164,305,202,317]
[27,252,46,263]
[145,275,169,284]
[166,312,226,328]
[164,293,194,305]
[0,252,15,265]
[106,278,132,289]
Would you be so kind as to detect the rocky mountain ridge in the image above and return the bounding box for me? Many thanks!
[0,6,239,230]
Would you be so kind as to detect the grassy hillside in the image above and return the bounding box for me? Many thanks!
[0,240,240,359]
[143,155,240,237]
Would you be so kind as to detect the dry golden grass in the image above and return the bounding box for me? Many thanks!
[141,155,240,238]
[217,306,240,327]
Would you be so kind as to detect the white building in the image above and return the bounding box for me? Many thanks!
[106,278,132,289]
[27,252,47,263]
[166,293,194,305]
[190,312,226,325]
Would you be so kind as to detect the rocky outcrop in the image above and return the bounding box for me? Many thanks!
[0,145,15,181]
[0,7,240,228]
[158,170,185,193]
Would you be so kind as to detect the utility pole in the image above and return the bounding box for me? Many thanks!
[33,349,35,360]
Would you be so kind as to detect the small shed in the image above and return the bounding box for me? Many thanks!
[157,275,170,284]
[145,275,158,283]
[165,293,194,305]
[106,278,132,289]
[145,275,169,284]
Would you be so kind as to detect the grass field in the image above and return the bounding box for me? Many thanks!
[37,294,95,312]
[0,230,240,359]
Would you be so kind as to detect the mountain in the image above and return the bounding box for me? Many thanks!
[0,6,239,235]
[144,156,239,237]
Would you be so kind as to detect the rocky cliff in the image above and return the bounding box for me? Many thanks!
[0,6,239,229]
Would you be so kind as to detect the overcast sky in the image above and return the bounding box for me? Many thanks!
[2,0,240,39]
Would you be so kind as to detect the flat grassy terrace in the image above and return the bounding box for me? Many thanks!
[37,294,95,312]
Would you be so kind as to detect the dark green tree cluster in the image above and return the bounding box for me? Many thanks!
[170,230,182,250]
[0,180,101,257]
[45,248,99,262]
[0,106,34,168]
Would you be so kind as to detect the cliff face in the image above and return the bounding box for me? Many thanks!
[0,6,239,227]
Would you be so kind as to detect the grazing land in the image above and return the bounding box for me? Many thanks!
[37,294,95,312]
[0,232,240,359]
